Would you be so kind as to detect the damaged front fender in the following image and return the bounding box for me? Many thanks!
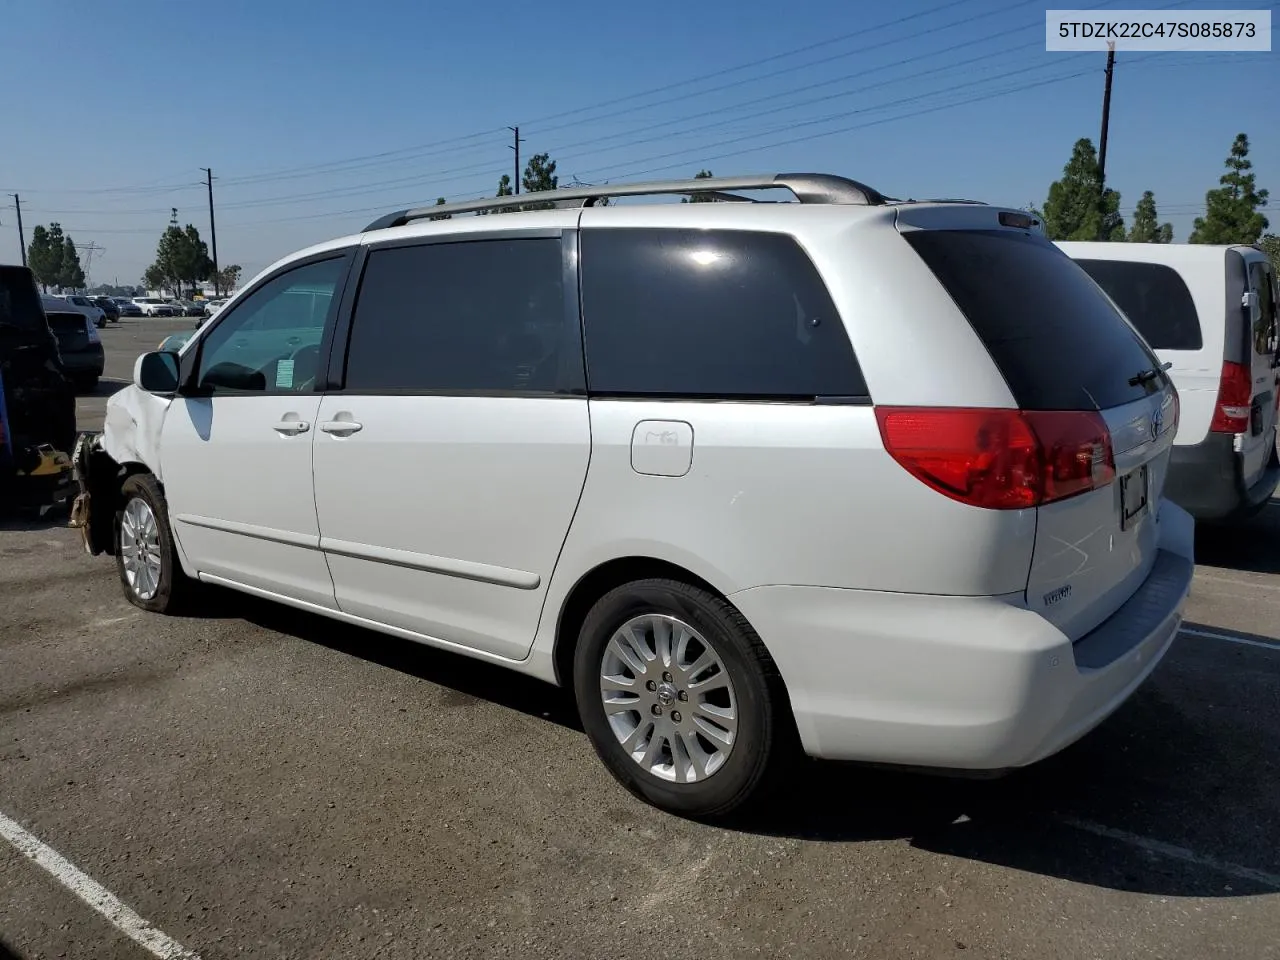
[69,433,121,556]
[68,384,171,555]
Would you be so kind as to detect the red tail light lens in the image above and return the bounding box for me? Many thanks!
[1210,361,1253,434]
[875,407,1115,510]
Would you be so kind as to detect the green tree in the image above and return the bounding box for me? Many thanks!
[142,264,167,293]
[1041,138,1126,241]
[1128,191,1174,243]
[428,197,452,221]
[518,154,559,211]
[682,168,716,203]
[149,224,211,297]
[215,263,242,292]
[59,235,86,290]
[1259,234,1280,273]
[1189,133,1270,244]
[26,224,61,292]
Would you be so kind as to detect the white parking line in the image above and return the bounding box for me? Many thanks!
[0,809,201,959]
[1056,816,1280,890]
[1180,626,1280,652]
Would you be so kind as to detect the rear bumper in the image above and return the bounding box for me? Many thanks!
[59,346,105,376]
[730,500,1195,771]
[1165,432,1279,522]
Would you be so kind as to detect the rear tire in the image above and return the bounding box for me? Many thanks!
[114,474,198,614]
[76,375,98,392]
[573,578,791,819]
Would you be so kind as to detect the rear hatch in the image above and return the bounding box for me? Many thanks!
[46,311,90,352]
[901,216,1178,641]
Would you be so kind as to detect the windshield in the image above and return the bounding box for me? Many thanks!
[0,266,47,333]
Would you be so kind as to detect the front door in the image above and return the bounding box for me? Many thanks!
[313,228,590,660]
[159,253,352,608]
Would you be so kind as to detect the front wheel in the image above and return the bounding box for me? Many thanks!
[114,474,198,613]
[573,578,791,819]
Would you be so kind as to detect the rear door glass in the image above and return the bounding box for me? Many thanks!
[1073,259,1203,350]
[903,229,1166,411]
[1249,260,1278,360]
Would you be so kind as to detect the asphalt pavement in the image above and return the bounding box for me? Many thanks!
[1,317,1278,959]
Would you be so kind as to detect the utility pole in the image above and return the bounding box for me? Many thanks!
[1097,41,1116,190]
[507,126,525,195]
[11,194,26,266]
[201,167,220,297]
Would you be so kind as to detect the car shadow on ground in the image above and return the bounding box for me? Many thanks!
[227,591,1280,900]
[1194,499,1280,575]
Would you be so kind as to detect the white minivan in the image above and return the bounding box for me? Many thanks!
[71,174,1194,817]
[1057,242,1280,523]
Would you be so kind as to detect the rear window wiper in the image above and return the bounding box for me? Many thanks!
[1128,361,1172,386]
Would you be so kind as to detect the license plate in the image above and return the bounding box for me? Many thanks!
[1120,464,1149,530]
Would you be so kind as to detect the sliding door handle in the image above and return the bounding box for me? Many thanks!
[319,419,363,437]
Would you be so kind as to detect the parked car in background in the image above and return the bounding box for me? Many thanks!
[180,299,206,317]
[114,298,143,318]
[41,294,104,390]
[1058,241,1280,524]
[55,294,107,328]
[92,296,121,323]
[157,332,192,352]
[203,298,228,318]
[0,265,77,514]
[132,297,176,317]
[73,173,1195,818]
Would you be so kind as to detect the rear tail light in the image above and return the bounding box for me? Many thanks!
[875,407,1115,510]
[1209,361,1252,434]
[86,318,101,344]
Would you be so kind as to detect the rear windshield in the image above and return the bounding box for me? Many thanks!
[1073,259,1202,350]
[904,229,1166,411]
[0,266,46,334]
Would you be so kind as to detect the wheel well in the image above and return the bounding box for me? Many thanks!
[85,450,152,555]
[551,557,724,688]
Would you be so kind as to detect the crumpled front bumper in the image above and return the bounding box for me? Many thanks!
[69,432,114,555]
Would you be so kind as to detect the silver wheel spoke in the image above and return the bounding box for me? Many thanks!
[602,695,642,715]
[120,498,163,601]
[598,612,739,784]
[609,635,649,678]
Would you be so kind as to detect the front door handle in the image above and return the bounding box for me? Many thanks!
[319,419,363,437]
[273,419,311,436]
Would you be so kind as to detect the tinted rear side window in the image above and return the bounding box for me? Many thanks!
[0,266,46,334]
[1073,259,1202,350]
[904,229,1165,411]
[580,228,867,399]
[344,237,574,394]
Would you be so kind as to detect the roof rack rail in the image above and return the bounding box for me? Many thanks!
[362,172,887,232]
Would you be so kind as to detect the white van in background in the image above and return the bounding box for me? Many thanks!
[1057,242,1280,524]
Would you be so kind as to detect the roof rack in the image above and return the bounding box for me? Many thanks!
[362,172,888,232]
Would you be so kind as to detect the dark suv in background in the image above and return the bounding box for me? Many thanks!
[0,265,78,513]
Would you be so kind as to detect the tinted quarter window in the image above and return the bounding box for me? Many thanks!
[905,229,1165,411]
[344,238,570,394]
[1074,259,1203,350]
[580,228,867,399]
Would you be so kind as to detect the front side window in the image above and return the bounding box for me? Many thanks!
[579,228,867,399]
[343,237,570,394]
[195,256,346,394]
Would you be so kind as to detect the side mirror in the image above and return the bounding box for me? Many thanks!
[135,350,181,394]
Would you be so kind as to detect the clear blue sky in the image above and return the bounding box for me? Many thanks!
[2,0,1274,287]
